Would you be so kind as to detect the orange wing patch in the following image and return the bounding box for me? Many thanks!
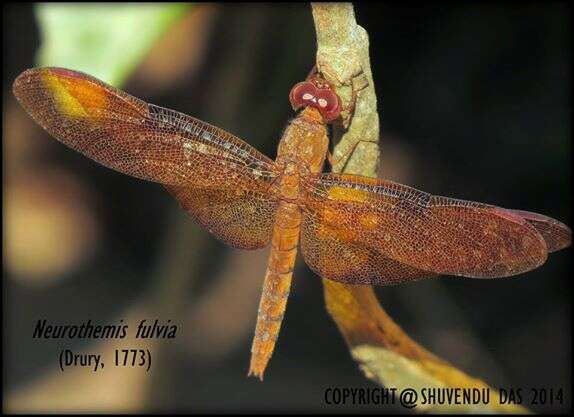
[41,68,108,119]
[359,212,379,230]
[301,208,433,285]
[328,185,370,203]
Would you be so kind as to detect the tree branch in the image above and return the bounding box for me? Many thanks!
[311,3,528,413]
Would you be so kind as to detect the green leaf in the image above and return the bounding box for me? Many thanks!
[35,3,191,87]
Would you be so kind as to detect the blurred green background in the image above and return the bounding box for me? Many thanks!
[3,3,571,413]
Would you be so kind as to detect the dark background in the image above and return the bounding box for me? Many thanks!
[3,3,571,413]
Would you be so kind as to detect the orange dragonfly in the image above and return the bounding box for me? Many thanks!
[13,67,571,380]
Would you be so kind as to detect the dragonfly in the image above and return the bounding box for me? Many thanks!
[13,67,571,380]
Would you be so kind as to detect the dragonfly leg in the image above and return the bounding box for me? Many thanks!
[342,70,369,117]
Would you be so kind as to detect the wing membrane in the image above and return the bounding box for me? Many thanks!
[302,173,571,279]
[12,67,278,187]
[13,67,280,249]
[166,186,277,249]
[506,209,571,253]
[301,209,435,285]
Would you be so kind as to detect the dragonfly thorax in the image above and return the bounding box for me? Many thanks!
[277,112,329,176]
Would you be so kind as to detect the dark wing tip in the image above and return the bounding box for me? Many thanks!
[508,209,572,253]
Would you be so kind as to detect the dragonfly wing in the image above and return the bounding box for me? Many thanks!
[302,173,571,279]
[12,67,278,188]
[506,209,571,253]
[13,67,280,249]
[166,186,277,249]
[301,208,435,285]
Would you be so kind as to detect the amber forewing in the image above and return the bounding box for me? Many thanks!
[301,212,434,285]
[13,67,279,249]
[302,174,571,279]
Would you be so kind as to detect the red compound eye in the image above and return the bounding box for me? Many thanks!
[289,79,342,122]
[315,88,341,122]
[289,81,317,110]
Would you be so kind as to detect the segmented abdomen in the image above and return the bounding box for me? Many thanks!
[248,201,301,380]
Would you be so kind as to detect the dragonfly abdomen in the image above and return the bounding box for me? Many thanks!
[248,201,301,380]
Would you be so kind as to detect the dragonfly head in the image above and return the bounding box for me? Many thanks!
[289,76,342,123]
